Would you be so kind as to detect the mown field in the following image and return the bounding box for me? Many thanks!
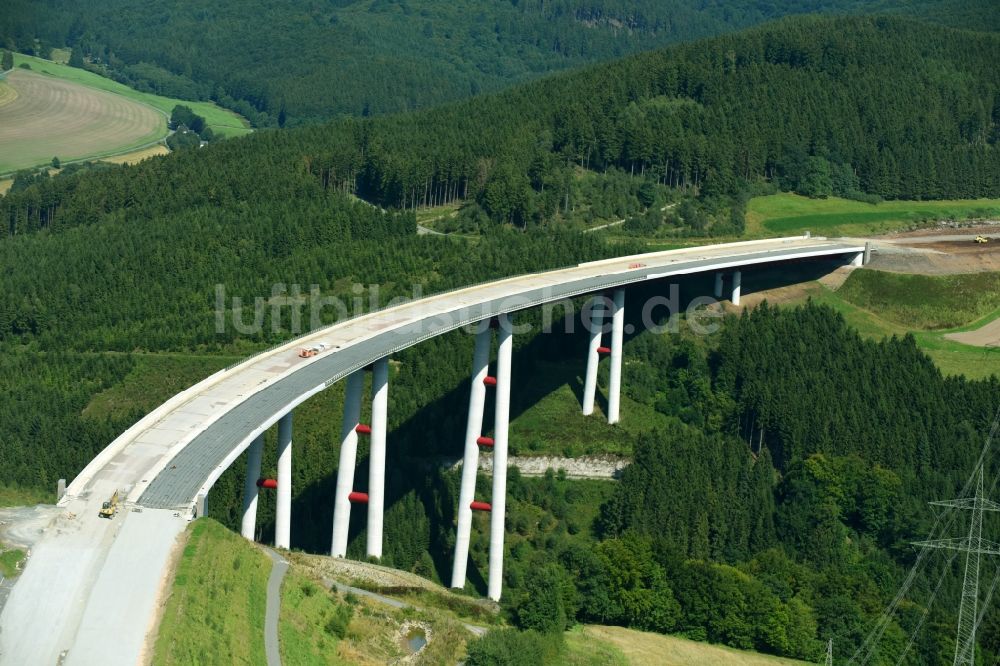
[12,53,250,138]
[0,80,17,106]
[746,193,1000,237]
[100,144,170,165]
[0,70,164,173]
[0,53,251,174]
[576,626,809,666]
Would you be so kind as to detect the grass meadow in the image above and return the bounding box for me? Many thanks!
[747,193,1000,237]
[152,520,269,666]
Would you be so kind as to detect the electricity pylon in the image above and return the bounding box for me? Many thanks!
[913,468,1000,666]
[825,639,833,666]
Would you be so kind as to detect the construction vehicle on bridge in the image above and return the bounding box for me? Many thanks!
[298,342,330,358]
[975,235,989,244]
[98,490,120,518]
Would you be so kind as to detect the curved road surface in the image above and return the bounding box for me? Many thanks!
[0,236,864,665]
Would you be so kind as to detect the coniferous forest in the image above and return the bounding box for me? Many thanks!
[1,8,999,665]
[2,0,997,123]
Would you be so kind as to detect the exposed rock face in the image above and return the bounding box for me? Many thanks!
[437,454,629,480]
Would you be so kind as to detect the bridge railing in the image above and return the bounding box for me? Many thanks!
[220,235,813,373]
[221,263,581,372]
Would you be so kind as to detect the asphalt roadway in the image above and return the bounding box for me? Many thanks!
[263,548,289,666]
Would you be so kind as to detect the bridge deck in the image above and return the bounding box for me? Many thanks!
[136,237,862,509]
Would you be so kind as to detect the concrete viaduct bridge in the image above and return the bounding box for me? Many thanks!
[0,236,866,665]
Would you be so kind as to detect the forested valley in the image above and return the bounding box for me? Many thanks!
[0,11,999,665]
[3,265,997,663]
[3,17,999,244]
[2,0,996,124]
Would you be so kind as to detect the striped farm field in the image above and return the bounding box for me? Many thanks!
[0,80,18,107]
[0,70,165,173]
[12,53,250,138]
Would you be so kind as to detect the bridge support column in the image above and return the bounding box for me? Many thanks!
[488,314,513,602]
[851,251,864,267]
[581,297,604,416]
[275,413,293,549]
[731,270,742,307]
[366,358,389,559]
[331,370,365,557]
[451,322,492,589]
[607,289,624,425]
[714,272,724,299]
[240,434,265,540]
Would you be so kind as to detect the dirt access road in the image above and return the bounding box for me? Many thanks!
[946,319,1000,348]
[859,228,1000,275]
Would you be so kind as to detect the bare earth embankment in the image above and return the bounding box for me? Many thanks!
[864,227,1000,274]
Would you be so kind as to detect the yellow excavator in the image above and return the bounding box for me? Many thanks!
[975,235,989,244]
[98,490,120,518]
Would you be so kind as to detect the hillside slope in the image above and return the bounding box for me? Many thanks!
[3,16,998,239]
[0,12,998,666]
[2,0,999,123]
